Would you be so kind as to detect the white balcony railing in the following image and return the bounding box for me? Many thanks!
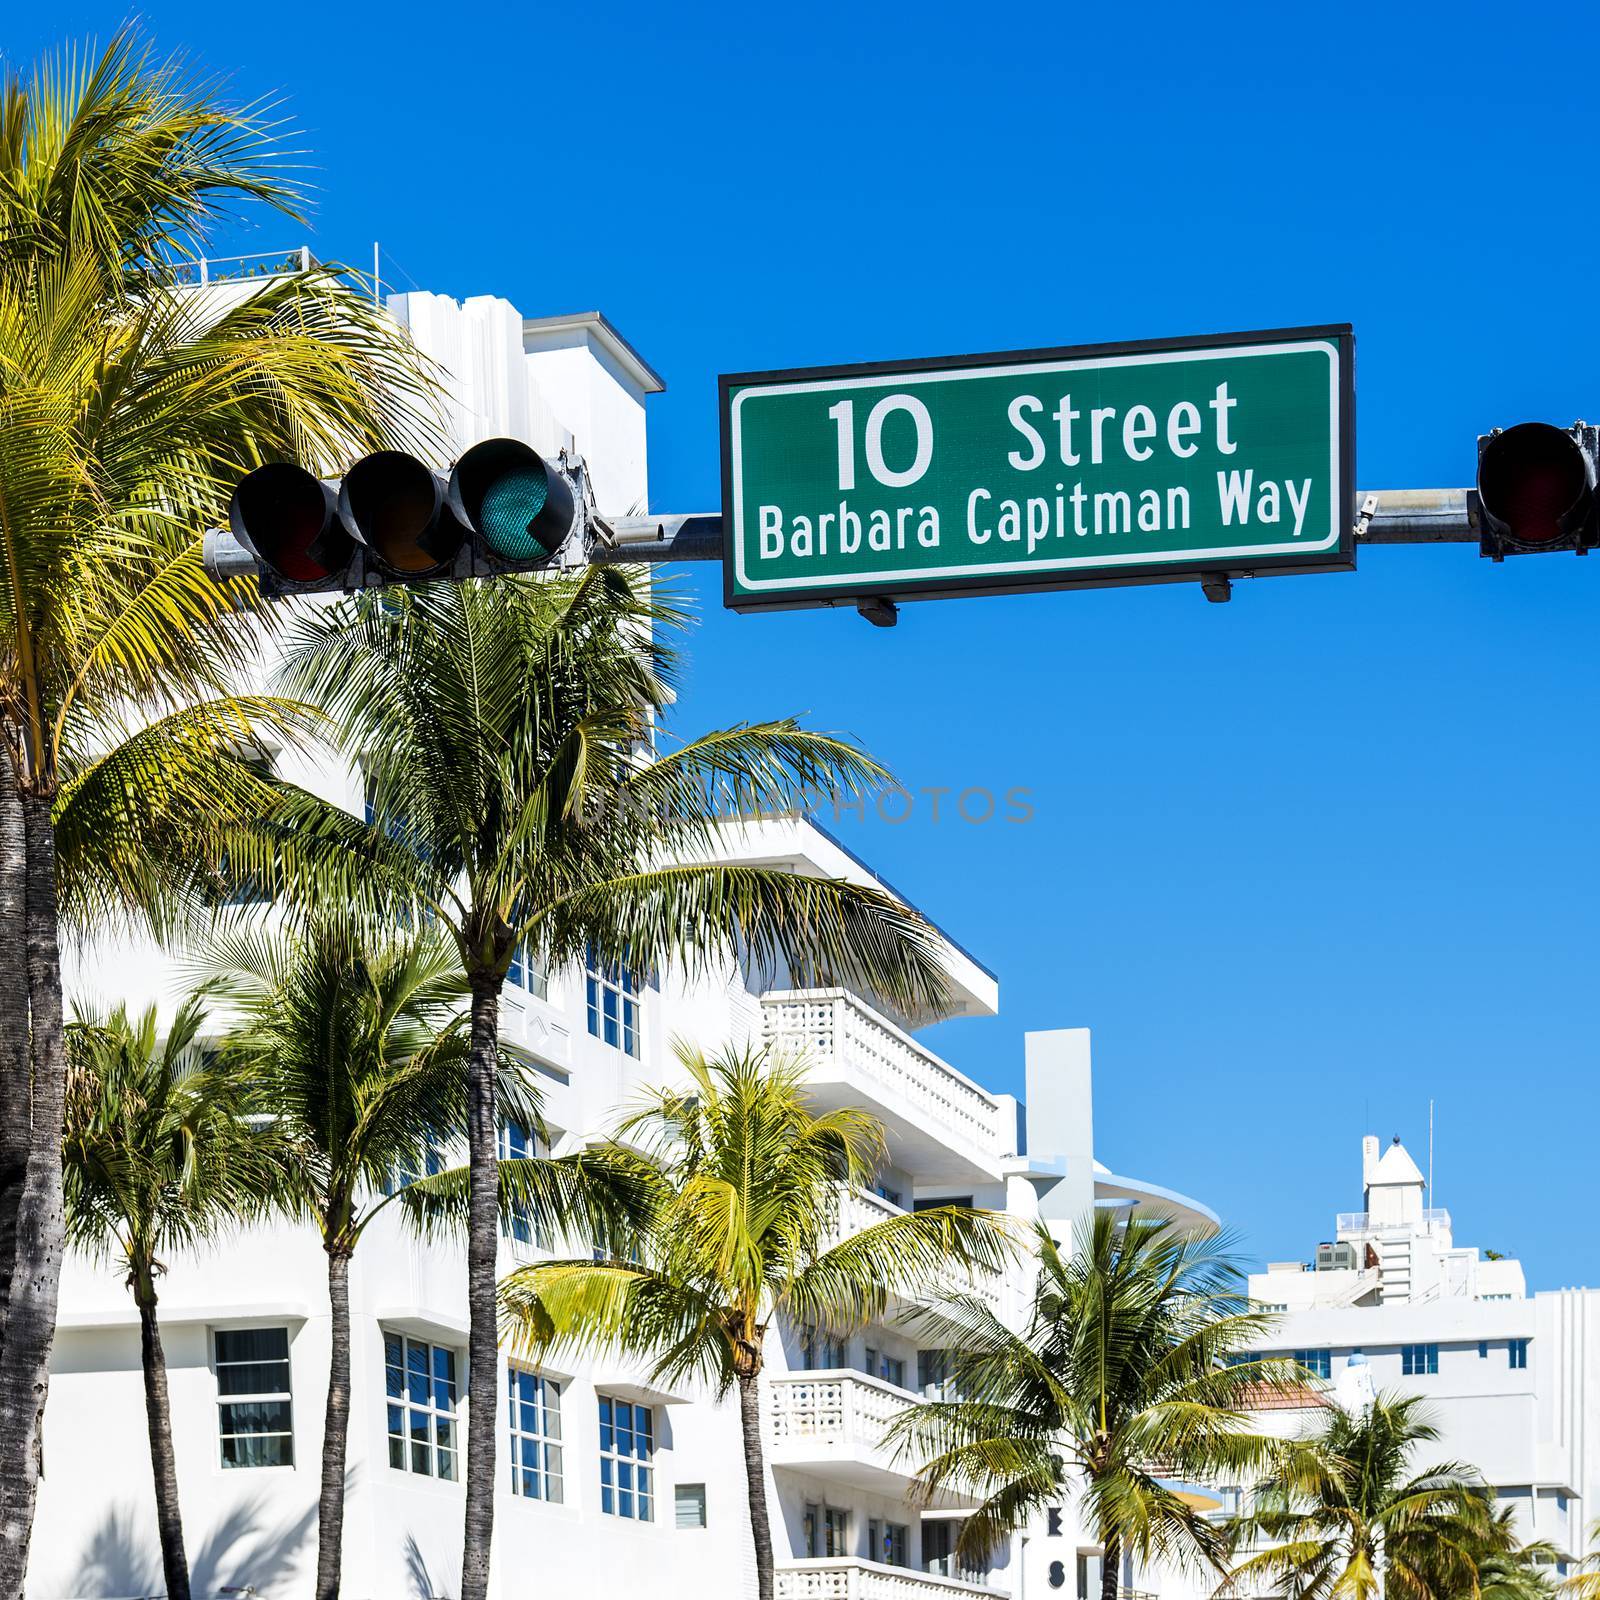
[762,991,1007,1162]
[776,1560,1006,1599]
[768,1369,916,1459]
[830,1185,905,1244]
[822,1186,1005,1314]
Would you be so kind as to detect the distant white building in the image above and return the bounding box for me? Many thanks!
[38,261,1216,1600]
[1225,1133,1600,1570]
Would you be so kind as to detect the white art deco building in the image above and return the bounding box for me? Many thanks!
[1197,1132,1600,1581]
[38,264,1217,1600]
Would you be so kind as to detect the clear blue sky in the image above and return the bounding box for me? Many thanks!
[13,2,1599,1287]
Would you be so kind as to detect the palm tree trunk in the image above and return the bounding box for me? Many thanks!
[460,976,502,1600]
[316,1244,353,1600]
[0,782,31,1347]
[1100,1535,1122,1600]
[738,1371,775,1600]
[133,1264,190,1600]
[0,792,70,1596]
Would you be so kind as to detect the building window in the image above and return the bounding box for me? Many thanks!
[507,941,548,1000]
[1509,1338,1529,1369]
[585,949,639,1057]
[1480,1341,1490,1359]
[869,1519,910,1567]
[1293,1348,1332,1380]
[805,1503,849,1557]
[872,1181,904,1207]
[924,1519,986,1582]
[1401,1343,1439,1376]
[383,1127,446,1197]
[800,1323,846,1370]
[216,1327,293,1468]
[675,1483,707,1529]
[918,1348,960,1400]
[498,1118,549,1248]
[862,1345,905,1387]
[385,1333,459,1480]
[508,1366,563,1501]
[913,1195,973,1211]
[598,1394,654,1519]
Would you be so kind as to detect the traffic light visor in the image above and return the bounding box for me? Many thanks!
[1477,423,1594,547]
[229,463,349,583]
[449,438,574,564]
[339,451,462,575]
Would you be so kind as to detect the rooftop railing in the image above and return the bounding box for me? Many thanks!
[171,247,316,286]
[1335,1208,1451,1234]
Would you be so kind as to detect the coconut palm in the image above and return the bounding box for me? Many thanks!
[0,31,429,1581]
[498,1040,1010,1600]
[1469,1504,1561,1600]
[1559,1520,1600,1600]
[61,993,290,1600]
[273,569,956,1600]
[1225,1392,1494,1600]
[886,1210,1287,1597]
[204,910,638,1600]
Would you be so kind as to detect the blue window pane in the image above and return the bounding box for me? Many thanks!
[407,1345,429,1405]
[385,1333,403,1369]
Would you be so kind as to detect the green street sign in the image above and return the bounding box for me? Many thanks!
[720,325,1355,612]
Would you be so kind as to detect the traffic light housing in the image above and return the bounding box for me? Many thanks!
[1474,422,1597,560]
[225,439,588,597]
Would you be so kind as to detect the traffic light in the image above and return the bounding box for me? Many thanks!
[223,438,588,597]
[1475,422,1597,560]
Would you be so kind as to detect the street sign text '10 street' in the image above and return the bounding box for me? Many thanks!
[720,325,1355,612]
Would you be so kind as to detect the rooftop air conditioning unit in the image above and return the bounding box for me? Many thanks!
[1315,1241,1358,1272]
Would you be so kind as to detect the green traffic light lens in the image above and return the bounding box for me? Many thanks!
[479,466,554,561]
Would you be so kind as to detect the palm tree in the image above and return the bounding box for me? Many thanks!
[204,911,634,1600]
[498,1040,1010,1600]
[886,1210,1286,1599]
[0,31,429,1582]
[1559,1520,1600,1600]
[1470,1504,1562,1600]
[1226,1392,1494,1600]
[273,570,957,1600]
[61,994,290,1600]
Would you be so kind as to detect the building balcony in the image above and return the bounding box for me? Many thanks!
[825,1186,1006,1316]
[776,1559,1006,1599]
[768,1370,955,1498]
[762,990,1010,1184]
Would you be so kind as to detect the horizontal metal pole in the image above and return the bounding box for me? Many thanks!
[203,526,260,581]
[1356,488,1475,543]
[591,513,724,562]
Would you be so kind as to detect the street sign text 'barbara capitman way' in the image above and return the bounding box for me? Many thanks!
[720,326,1355,611]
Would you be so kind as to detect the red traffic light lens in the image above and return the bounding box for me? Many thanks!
[1477,423,1593,547]
[230,463,349,582]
